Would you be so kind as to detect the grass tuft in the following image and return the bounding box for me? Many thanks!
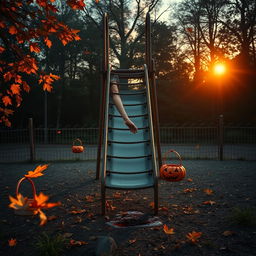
[229,207,256,227]
[35,232,67,256]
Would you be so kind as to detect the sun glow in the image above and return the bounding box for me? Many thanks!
[213,63,226,76]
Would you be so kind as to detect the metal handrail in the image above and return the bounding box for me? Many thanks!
[101,67,111,187]
[144,64,159,182]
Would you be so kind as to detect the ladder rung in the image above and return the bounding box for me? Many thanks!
[111,69,144,74]
[108,140,150,144]
[107,154,152,159]
[110,102,147,106]
[112,92,145,96]
[106,169,153,175]
[108,127,149,130]
[118,82,144,86]
[109,114,148,118]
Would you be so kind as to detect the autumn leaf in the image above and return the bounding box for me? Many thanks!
[44,37,52,48]
[38,209,47,226]
[149,202,155,208]
[70,209,86,214]
[128,239,136,244]
[183,188,197,193]
[202,200,216,205]
[9,26,18,35]
[10,84,20,95]
[187,178,193,182]
[25,164,48,178]
[113,192,121,198]
[203,188,214,195]
[9,194,30,211]
[163,224,175,235]
[69,239,88,246]
[8,238,17,247]
[0,46,5,53]
[29,43,41,53]
[106,200,116,211]
[222,230,235,237]
[2,96,12,106]
[85,195,94,202]
[67,0,86,10]
[186,231,202,243]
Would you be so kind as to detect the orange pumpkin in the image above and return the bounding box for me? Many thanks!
[160,150,186,182]
[72,138,84,153]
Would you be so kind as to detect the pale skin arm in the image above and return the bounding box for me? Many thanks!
[111,83,138,134]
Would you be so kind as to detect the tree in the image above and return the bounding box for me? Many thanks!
[83,0,162,68]
[0,0,86,127]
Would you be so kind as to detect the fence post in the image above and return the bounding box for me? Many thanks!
[218,115,224,160]
[28,118,36,162]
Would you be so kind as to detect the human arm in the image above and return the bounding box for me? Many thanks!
[111,83,138,134]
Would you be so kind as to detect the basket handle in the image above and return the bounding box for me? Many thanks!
[16,177,37,199]
[162,149,183,166]
[72,138,83,146]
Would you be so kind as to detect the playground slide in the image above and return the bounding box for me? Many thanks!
[103,68,158,190]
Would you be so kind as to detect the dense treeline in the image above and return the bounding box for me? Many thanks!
[2,0,256,128]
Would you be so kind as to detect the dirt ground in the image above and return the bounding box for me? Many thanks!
[0,160,256,256]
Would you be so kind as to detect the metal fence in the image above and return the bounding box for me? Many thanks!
[0,125,255,163]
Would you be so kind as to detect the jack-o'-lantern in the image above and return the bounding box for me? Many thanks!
[160,150,186,182]
[72,138,84,153]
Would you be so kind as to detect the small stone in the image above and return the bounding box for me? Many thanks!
[95,236,117,256]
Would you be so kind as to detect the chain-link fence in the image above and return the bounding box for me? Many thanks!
[0,124,255,163]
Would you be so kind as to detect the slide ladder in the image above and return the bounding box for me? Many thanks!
[100,65,159,215]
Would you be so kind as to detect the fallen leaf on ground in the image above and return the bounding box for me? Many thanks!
[70,239,88,246]
[203,188,214,195]
[187,178,193,182]
[85,195,94,202]
[8,238,17,247]
[222,230,235,236]
[69,209,86,214]
[186,231,202,243]
[183,188,197,193]
[202,200,216,205]
[163,224,175,235]
[128,239,136,244]
[149,202,155,208]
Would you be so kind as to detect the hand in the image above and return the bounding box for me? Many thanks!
[124,119,138,134]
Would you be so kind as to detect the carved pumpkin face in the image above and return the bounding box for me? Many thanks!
[160,164,186,182]
[72,145,84,153]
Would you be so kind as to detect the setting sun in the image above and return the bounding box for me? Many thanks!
[213,63,226,75]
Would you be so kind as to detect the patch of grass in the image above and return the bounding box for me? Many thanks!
[229,207,256,227]
[35,232,67,256]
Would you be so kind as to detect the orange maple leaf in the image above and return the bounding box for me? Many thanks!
[2,96,12,106]
[163,224,175,235]
[44,37,52,48]
[67,0,85,10]
[0,46,5,53]
[25,164,48,178]
[202,200,216,205]
[29,43,41,53]
[69,239,88,246]
[186,231,202,243]
[8,238,17,247]
[9,193,30,210]
[10,84,20,95]
[203,188,214,195]
[9,26,18,35]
